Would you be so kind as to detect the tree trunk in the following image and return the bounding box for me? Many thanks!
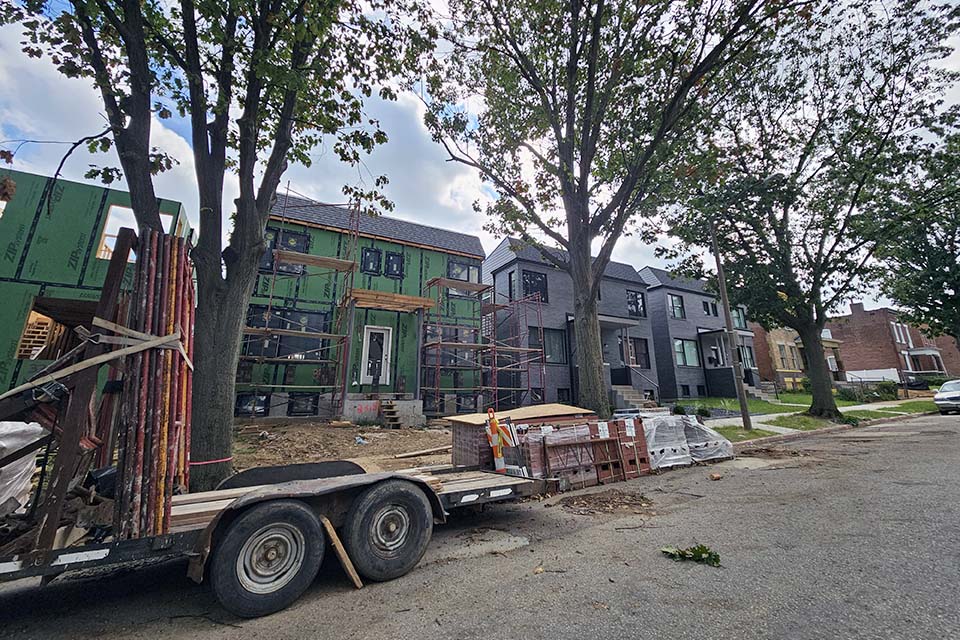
[568,233,610,418]
[795,323,841,419]
[189,257,260,491]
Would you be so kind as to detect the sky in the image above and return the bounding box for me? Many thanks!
[1,24,957,312]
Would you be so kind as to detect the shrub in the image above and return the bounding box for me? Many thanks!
[837,414,860,426]
[672,404,687,415]
[836,386,863,402]
[873,381,900,401]
[695,406,712,418]
[800,377,812,394]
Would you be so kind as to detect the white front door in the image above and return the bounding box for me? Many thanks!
[360,325,392,385]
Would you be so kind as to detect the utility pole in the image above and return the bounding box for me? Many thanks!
[709,221,753,431]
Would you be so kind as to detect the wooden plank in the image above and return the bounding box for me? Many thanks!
[393,445,452,459]
[446,403,596,426]
[424,277,490,293]
[351,289,435,312]
[320,516,363,589]
[274,250,356,272]
[0,331,181,401]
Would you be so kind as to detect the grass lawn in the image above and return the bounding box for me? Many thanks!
[775,392,859,407]
[683,397,800,415]
[713,426,778,442]
[843,409,896,421]
[765,414,833,431]
[884,400,938,414]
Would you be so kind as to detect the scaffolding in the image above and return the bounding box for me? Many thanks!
[419,279,546,417]
[480,292,547,412]
[237,187,360,418]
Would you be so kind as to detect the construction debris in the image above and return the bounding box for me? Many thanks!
[559,489,654,516]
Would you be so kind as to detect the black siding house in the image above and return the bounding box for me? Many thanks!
[483,238,660,408]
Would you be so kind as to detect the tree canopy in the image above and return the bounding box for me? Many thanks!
[660,0,959,416]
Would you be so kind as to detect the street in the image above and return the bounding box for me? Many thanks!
[2,413,958,639]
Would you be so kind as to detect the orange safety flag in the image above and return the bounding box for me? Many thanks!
[486,408,511,473]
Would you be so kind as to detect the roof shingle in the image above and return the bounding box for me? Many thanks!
[271,194,485,258]
[505,238,646,284]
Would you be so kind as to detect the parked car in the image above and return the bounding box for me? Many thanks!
[933,380,960,415]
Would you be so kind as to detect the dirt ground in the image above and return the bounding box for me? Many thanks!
[232,421,453,472]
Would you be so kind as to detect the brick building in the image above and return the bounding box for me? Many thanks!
[934,335,960,377]
[751,323,844,390]
[825,303,950,382]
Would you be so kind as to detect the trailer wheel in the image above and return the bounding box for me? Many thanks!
[341,479,433,582]
[209,500,324,618]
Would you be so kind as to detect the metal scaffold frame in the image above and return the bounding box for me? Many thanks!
[419,279,546,417]
[238,185,360,418]
[481,291,547,412]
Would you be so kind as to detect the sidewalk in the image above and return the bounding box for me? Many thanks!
[705,398,917,431]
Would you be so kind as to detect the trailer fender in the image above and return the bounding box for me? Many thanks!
[187,472,444,583]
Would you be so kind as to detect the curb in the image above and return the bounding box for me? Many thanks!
[732,411,938,453]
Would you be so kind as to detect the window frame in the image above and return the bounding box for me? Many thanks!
[384,251,404,279]
[673,338,701,367]
[731,307,748,330]
[360,247,382,275]
[530,326,567,364]
[669,294,686,319]
[630,337,651,369]
[521,270,549,303]
[627,290,646,318]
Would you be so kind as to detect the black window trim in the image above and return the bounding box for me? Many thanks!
[522,270,549,303]
[627,289,646,318]
[360,247,382,275]
[384,250,404,279]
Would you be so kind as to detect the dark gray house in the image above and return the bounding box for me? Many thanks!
[639,266,761,401]
[483,238,660,409]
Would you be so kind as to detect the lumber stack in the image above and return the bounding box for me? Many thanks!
[114,229,195,539]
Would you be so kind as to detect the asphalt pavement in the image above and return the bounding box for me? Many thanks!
[1,413,958,639]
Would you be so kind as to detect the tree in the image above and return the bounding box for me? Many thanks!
[423,0,802,417]
[3,0,433,489]
[661,0,958,417]
[876,131,960,344]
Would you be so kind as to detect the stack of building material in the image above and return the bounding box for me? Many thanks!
[449,403,596,467]
[113,229,195,539]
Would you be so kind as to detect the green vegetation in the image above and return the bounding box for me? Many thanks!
[776,392,859,407]
[713,427,777,443]
[682,397,800,415]
[660,544,721,567]
[843,410,896,421]
[766,415,833,431]
[886,400,938,414]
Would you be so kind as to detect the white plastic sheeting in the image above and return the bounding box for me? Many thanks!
[643,415,733,470]
[0,422,45,512]
[683,418,734,463]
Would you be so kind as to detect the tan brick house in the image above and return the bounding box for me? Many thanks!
[752,323,844,390]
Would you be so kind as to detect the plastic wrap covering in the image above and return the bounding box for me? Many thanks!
[683,419,734,462]
[643,415,693,469]
[0,422,45,512]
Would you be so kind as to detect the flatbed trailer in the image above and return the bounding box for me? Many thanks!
[0,465,547,617]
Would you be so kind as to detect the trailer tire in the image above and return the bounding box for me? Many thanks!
[341,479,433,582]
[209,500,324,618]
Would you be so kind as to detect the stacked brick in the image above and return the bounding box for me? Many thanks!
[452,418,651,489]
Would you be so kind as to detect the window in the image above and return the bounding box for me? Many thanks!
[16,297,93,360]
[739,345,756,369]
[709,345,724,366]
[778,344,788,369]
[790,346,801,370]
[361,247,382,275]
[448,260,480,296]
[627,290,646,317]
[385,251,404,278]
[557,388,571,403]
[696,385,706,396]
[287,393,319,417]
[277,310,329,359]
[522,271,549,303]
[681,384,691,397]
[711,302,718,316]
[669,294,685,319]
[702,300,719,316]
[507,270,517,301]
[732,307,747,330]
[630,337,651,369]
[260,226,309,273]
[530,327,566,364]
[674,338,700,367]
[703,301,711,316]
